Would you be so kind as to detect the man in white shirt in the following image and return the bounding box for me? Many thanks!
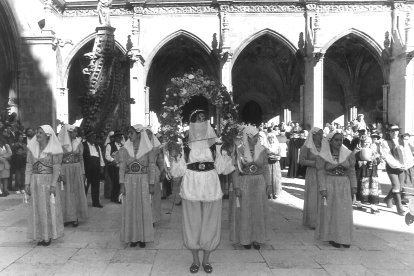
[83,130,105,208]
[105,130,123,203]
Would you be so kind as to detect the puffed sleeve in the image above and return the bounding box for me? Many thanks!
[316,156,326,191]
[51,154,63,187]
[118,148,127,184]
[347,154,357,188]
[25,150,34,185]
[170,155,187,178]
[215,144,235,175]
[298,146,316,167]
[380,140,402,169]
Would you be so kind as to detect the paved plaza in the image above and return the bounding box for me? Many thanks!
[1,171,414,276]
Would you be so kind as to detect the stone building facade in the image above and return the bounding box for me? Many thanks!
[1,0,414,132]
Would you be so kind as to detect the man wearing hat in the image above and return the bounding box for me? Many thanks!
[381,124,414,216]
[356,114,367,131]
[83,130,105,208]
[105,130,123,203]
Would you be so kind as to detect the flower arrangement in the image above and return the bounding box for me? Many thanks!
[158,69,239,153]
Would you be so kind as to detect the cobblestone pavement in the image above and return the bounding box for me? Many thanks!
[0,171,414,275]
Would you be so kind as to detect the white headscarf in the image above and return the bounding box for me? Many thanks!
[319,130,352,164]
[58,124,80,152]
[267,132,280,154]
[303,127,322,156]
[123,124,153,159]
[28,125,63,158]
[188,121,217,150]
[145,126,161,148]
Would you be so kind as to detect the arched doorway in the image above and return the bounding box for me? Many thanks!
[232,33,302,124]
[324,34,384,125]
[146,34,217,116]
[242,100,262,125]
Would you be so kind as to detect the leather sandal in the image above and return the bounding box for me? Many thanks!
[189,263,199,274]
[202,263,213,274]
[243,244,251,249]
[72,220,79,227]
[43,239,52,246]
[252,243,261,250]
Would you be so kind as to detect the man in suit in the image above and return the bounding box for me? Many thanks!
[83,130,105,208]
[105,130,123,203]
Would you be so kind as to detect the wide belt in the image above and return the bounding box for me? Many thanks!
[326,166,347,176]
[62,153,80,164]
[126,161,148,174]
[187,162,215,172]
[240,163,263,175]
[32,161,53,174]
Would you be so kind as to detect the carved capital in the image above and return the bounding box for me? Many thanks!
[133,6,144,14]
[313,52,324,63]
[128,50,145,66]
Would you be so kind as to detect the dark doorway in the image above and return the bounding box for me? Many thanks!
[146,35,217,114]
[242,100,262,125]
[181,95,210,124]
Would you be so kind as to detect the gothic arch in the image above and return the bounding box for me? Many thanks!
[232,29,297,70]
[144,30,213,80]
[62,33,127,88]
[321,28,383,65]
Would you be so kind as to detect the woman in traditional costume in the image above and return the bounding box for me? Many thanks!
[119,124,155,248]
[299,127,323,229]
[231,125,272,250]
[169,110,232,274]
[145,127,164,224]
[25,125,64,246]
[266,132,282,199]
[316,130,357,248]
[58,124,88,227]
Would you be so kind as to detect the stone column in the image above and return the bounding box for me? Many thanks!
[304,53,324,128]
[219,4,232,92]
[299,85,304,124]
[57,88,69,124]
[283,108,291,123]
[382,84,389,123]
[129,8,146,125]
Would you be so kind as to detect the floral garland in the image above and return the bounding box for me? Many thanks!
[158,69,239,152]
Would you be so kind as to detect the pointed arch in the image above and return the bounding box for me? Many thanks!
[144,30,213,79]
[61,33,127,88]
[321,28,382,59]
[232,29,297,69]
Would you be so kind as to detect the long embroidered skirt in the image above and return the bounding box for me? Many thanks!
[27,174,64,241]
[303,166,319,228]
[61,163,88,222]
[121,173,154,243]
[315,175,353,245]
[230,174,269,245]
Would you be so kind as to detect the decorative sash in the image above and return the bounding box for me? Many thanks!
[62,152,80,164]
[240,162,263,176]
[326,165,347,176]
[33,161,53,174]
[187,162,215,172]
[126,160,148,174]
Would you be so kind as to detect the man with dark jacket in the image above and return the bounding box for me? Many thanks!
[105,130,123,203]
[83,130,105,208]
